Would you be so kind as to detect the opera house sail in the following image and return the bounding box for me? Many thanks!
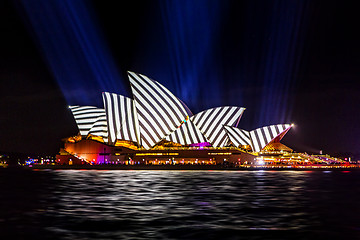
[69,106,108,143]
[59,71,294,165]
[128,71,190,149]
[102,92,139,145]
[190,106,245,147]
[224,124,292,152]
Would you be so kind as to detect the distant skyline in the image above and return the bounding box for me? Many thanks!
[1,0,359,155]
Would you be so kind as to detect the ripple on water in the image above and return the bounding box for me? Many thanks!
[1,169,360,239]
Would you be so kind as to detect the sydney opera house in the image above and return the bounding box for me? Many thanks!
[57,72,295,166]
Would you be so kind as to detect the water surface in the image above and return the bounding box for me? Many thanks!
[1,169,359,239]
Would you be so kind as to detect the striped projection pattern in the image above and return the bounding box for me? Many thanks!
[128,71,189,149]
[69,72,293,151]
[191,107,245,147]
[165,120,208,145]
[88,115,108,142]
[102,92,138,144]
[69,106,108,140]
[224,125,252,148]
[250,124,292,152]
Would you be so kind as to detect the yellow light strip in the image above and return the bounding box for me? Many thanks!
[135,153,179,156]
[208,152,232,155]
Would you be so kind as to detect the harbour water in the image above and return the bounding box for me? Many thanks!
[1,169,359,239]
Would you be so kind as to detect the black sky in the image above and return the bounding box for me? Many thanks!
[1,0,359,155]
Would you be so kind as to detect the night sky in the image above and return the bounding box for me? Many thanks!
[1,0,359,155]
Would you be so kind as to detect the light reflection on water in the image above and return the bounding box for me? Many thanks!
[1,170,360,239]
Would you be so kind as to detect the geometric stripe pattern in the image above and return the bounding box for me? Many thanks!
[88,115,108,143]
[102,92,138,144]
[224,125,252,149]
[190,107,245,147]
[165,120,208,145]
[69,105,108,142]
[128,71,189,149]
[249,124,292,152]
[69,72,294,151]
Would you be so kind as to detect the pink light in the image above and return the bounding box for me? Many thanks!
[189,142,211,148]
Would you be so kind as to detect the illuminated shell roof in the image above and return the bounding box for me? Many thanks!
[128,71,189,149]
[69,106,108,142]
[165,120,208,145]
[102,92,139,144]
[191,107,245,147]
[69,72,293,152]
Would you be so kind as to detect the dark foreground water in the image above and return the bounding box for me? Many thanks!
[1,169,360,239]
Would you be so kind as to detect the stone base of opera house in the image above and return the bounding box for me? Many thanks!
[55,139,256,166]
[47,139,354,170]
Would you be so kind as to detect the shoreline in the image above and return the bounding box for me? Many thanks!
[19,164,360,171]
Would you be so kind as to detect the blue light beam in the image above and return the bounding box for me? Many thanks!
[254,0,309,126]
[18,0,126,107]
[159,0,228,110]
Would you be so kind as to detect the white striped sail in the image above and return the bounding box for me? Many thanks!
[69,105,108,142]
[191,107,245,147]
[224,125,253,149]
[128,71,189,149]
[165,120,208,145]
[249,124,292,152]
[88,115,108,142]
[102,92,139,145]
